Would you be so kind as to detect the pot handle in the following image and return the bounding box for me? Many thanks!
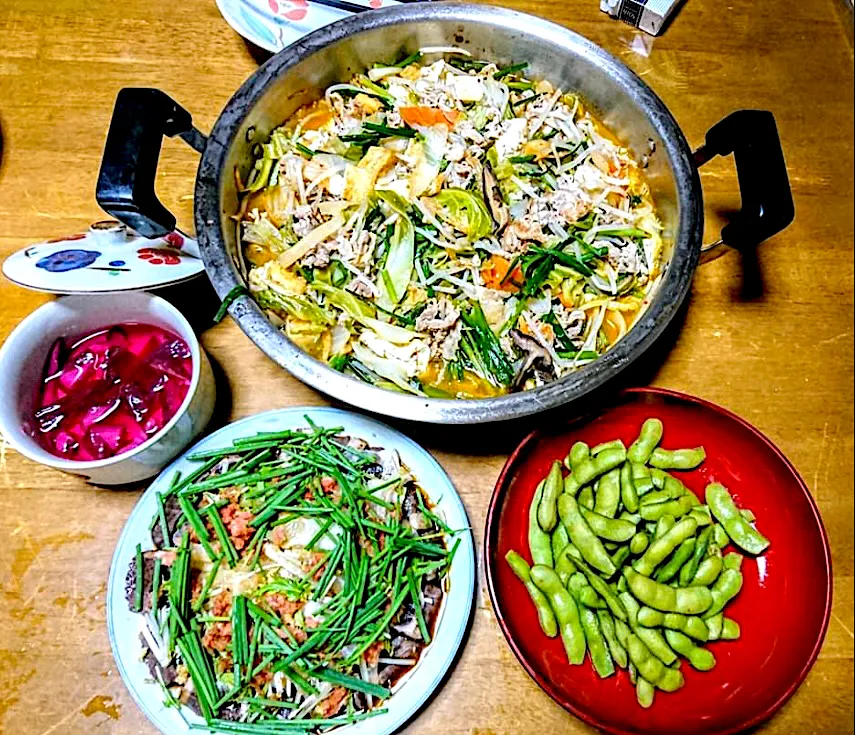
[96,88,207,239]
[693,110,794,263]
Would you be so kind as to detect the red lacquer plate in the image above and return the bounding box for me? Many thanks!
[485,388,832,735]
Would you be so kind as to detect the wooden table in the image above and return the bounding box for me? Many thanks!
[0,0,852,732]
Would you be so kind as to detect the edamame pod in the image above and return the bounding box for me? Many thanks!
[688,506,713,527]
[630,532,649,555]
[531,565,587,664]
[705,613,723,641]
[578,562,628,621]
[703,568,743,618]
[721,618,741,640]
[558,494,616,576]
[630,461,655,495]
[635,517,699,576]
[650,468,667,489]
[620,461,639,513]
[580,507,637,543]
[598,609,628,669]
[706,483,770,555]
[636,677,655,708]
[566,441,591,473]
[578,486,595,510]
[594,468,622,518]
[664,629,716,671]
[505,551,558,638]
[537,461,565,533]
[678,526,712,586]
[570,447,628,491]
[654,537,696,584]
[741,508,757,523]
[627,418,663,464]
[592,439,626,456]
[691,555,723,587]
[723,551,744,570]
[639,494,696,522]
[554,544,579,586]
[626,634,684,692]
[649,446,706,470]
[636,607,709,642]
[625,568,713,615]
[620,591,678,665]
[628,661,638,685]
[529,481,553,568]
[653,514,676,541]
[611,546,631,571]
[640,482,685,506]
[551,523,570,560]
[712,523,730,548]
[579,606,615,678]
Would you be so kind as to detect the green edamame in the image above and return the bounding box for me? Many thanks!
[636,607,709,642]
[706,483,770,555]
[639,494,696,522]
[689,506,713,527]
[678,526,712,587]
[741,508,756,523]
[635,517,699,576]
[578,585,607,609]
[578,562,628,621]
[595,468,622,518]
[611,545,631,570]
[624,568,713,615]
[705,613,723,641]
[627,418,663,465]
[619,461,639,514]
[551,523,570,560]
[649,446,707,470]
[721,618,741,640]
[650,468,667,489]
[664,629,716,671]
[703,568,743,618]
[628,661,638,685]
[558,494,616,576]
[537,461,564,533]
[620,591,678,665]
[712,523,729,548]
[579,606,615,678]
[654,537,697,584]
[566,441,591,473]
[505,551,558,637]
[578,486,595,510]
[626,634,684,692]
[592,439,626,456]
[630,532,650,555]
[554,544,579,586]
[570,446,628,492]
[580,507,637,543]
[531,565,587,664]
[653,514,676,541]
[691,555,723,587]
[598,609,628,669]
[723,551,744,571]
[630,461,655,495]
[528,481,553,567]
[636,677,655,708]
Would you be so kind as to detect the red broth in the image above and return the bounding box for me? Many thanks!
[32,323,192,461]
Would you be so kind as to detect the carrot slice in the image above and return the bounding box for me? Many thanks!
[400,106,460,128]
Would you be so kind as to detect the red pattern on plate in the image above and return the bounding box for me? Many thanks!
[268,0,309,22]
[163,232,185,249]
[137,248,181,266]
[485,388,831,735]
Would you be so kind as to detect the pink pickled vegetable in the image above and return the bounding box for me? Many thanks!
[32,323,192,461]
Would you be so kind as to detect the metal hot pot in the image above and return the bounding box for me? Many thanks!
[96,3,793,424]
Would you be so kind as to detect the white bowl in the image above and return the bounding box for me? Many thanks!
[0,292,216,485]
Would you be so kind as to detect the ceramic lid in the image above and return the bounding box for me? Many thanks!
[2,220,205,294]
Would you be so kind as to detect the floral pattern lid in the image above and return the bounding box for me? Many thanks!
[215,0,402,53]
[2,221,205,294]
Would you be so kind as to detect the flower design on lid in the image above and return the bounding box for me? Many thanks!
[164,232,185,249]
[138,248,181,266]
[35,249,101,272]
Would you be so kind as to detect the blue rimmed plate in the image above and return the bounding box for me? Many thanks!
[107,406,475,735]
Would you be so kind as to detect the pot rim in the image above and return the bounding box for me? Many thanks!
[195,2,703,424]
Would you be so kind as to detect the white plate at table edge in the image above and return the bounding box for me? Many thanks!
[107,406,476,735]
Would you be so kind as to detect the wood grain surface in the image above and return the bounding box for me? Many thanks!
[0,0,852,733]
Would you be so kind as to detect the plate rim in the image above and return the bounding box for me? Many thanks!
[483,386,833,735]
[107,406,476,735]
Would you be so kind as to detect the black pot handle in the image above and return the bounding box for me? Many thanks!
[96,88,207,239]
[693,110,794,259]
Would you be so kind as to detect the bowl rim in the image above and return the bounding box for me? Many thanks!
[195,2,704,424]
[482,386,833,735]
[0,292,203,470]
